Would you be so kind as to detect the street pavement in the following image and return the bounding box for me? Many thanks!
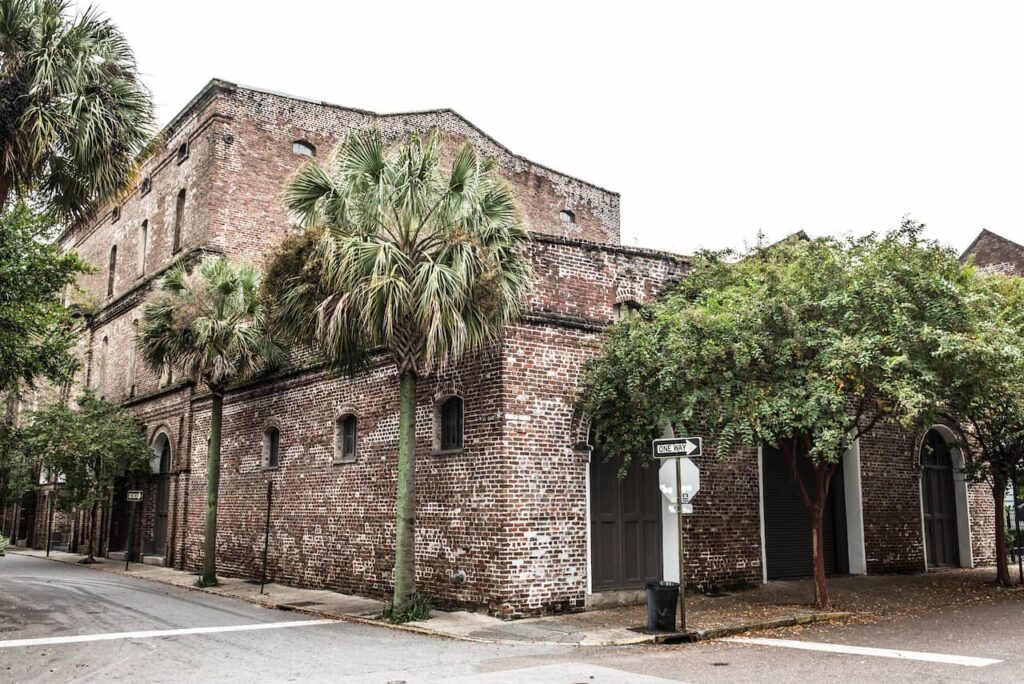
[2,553,1022,683]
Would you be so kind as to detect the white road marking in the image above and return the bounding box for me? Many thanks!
[724,636,1001,667]
[0,618,336,649]
[434,663,687,683]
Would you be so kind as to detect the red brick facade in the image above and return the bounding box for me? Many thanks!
[7,80,997,617]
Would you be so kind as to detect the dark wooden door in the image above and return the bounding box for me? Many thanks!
[152,441,171,556]
[108,480,130,552]
[17,491,36,546]
[762,445,848,580]
[921,430,960,567]
[590,448,662,592]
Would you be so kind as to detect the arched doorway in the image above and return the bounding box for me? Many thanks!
[147,433,172,558]
[920,428,963,568]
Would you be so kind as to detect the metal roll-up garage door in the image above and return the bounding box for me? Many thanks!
[762,445,848,580]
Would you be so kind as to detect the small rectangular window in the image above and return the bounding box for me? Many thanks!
[334,415,357,463]
[173,189,185,252]
[265,427,280,469]
[440,397,463,451]
[138,220,148,276]
[107,246,117,297]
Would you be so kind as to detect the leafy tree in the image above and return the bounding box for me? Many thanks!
[268,130,532,614]
[137,256,283,585]
[0,422,33,516]
[25,390,150,561]
[939,271,1024,586]
[581,223,974,608]
[0,201,88,396]
[0,0,156,221]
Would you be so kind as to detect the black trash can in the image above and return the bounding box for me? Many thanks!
[645,580,679,632]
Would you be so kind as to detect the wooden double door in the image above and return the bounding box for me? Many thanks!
[589,448,663,592]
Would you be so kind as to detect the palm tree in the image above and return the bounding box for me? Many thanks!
[273,130,533,614]
[138,256,284,586]
[0,0,156,220]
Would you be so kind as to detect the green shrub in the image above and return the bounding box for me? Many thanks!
[382,593,431,624]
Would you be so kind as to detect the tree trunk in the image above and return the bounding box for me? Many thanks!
[784,442,834,609]
[391,372,417,613]
[201,392,224,586]
[87,501,98,562]
[993,475,1012,586]
[809,470,830,608]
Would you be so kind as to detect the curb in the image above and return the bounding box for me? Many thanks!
[651,611,853,644]
[7,549,851,646]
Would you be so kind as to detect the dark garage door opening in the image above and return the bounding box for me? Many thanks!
[762,445,849,580]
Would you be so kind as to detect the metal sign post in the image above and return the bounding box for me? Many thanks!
[125,490,142,570]
[653,437,702,633]
[675,457,686,631]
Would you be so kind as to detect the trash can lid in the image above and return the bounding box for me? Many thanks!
[646,580,680,589]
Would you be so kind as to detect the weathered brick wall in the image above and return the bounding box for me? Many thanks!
[205,83,620,268]
[969,481,997,566]
[181,348,507,610]
[858,421,925,573]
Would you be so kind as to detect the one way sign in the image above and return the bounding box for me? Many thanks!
[653,437,702,459]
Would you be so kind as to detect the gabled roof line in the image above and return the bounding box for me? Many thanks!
[960,228,1024,261]
[164,78,619,197]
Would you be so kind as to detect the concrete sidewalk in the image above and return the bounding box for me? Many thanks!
[7,547,1016,646]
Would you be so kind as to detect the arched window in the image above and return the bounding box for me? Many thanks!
[173,189,185,253]
[111,206,121,223]
[559,209,575,224]
[264,426,281,469]
[292,140,315,157]
[140,176,152,196]
[438,396,463,452]
[613,300,641,321]
[334,414,357,463]
[107,246,117,297]
[138,220,148,276]
[176,142,188,164]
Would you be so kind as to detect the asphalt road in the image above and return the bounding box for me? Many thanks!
[2,553,1022,683]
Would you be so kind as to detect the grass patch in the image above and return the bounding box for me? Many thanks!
[194,577,220,588]
[382,592,432,624]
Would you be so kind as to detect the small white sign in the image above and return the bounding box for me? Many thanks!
[127,490,143,502]
[659,458,701,504]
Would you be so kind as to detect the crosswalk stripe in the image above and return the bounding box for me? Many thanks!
[0,618,336,649]
[724,636,1001,667]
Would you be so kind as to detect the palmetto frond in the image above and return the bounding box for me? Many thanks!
[137,256,284,392]
[275,130,533,376]
[0,0,156,220]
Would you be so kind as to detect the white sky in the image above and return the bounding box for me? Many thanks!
[81,0,1024,255]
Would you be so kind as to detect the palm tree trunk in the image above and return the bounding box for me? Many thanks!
[0,173,11,217]
[392,372,417,612]
[993,474,1012,586]
[201,391,224,585]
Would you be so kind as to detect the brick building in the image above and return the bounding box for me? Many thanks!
[3,80,998,617]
